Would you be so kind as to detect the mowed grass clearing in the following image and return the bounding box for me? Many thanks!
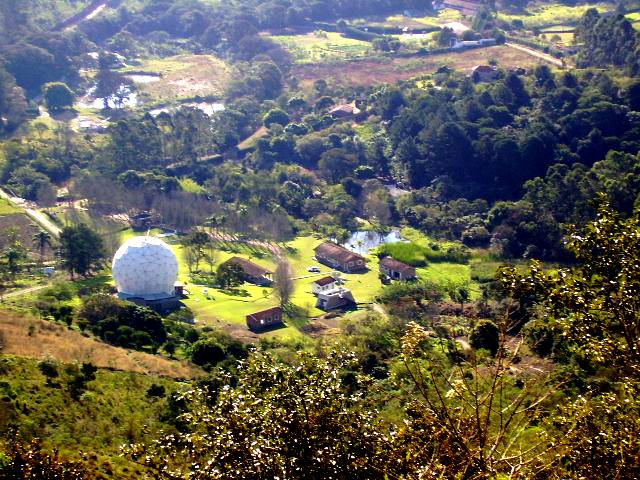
[497,2,612,28]
[172,235,385,340]
[270,32,372,64]
[294,45,552,87]
[352,9,465,30]
[121,55,232,103]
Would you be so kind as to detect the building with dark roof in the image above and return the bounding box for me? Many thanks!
[314,242,366,273]
[312,276,339,295]
[471,65,499,83]
[329,103,362,119]
[379,257,417,281]
[223,257,273,286]
[246,306,283,331]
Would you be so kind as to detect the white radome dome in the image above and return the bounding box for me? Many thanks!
[112,236,179,299]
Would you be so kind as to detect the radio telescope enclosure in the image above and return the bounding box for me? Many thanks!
[112,236,179,302]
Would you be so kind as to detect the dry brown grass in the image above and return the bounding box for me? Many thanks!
[131,55,232,102]
[0,311,203,379]
[293,45,553,87]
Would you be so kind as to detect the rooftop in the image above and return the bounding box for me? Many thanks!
[315,242,365,264]
[314,276,337,287]
[246,306,283,321]
[380,256,416,275]
[226,257,273,277]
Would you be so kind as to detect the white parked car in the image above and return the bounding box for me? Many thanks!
[307,266,321,273]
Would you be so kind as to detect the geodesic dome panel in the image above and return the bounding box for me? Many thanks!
[112,236,179,299]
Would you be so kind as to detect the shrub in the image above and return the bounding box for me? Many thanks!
[469,320,500,355]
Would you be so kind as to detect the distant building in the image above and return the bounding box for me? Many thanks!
[246,306,284,331]
[312,276,339,295]
[129,211,159,230]
[223,257,273,286]
[316,287,356,311]
[329,102,361,120]
[451,38,496,50]
[379,257,417,281]
[508,66,527,75]
[314,242,366,273]
[471,65,499,83]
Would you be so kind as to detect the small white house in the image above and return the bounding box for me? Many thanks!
[312,276,339,295]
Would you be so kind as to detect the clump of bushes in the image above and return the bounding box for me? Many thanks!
[469,320,500,355]
[377,241,470,266]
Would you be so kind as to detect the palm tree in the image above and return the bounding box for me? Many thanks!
[32,229,52,264]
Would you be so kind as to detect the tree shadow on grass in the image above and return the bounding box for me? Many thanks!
[218,288,251,298]
[284,303,312,329]
[249,322,288,334]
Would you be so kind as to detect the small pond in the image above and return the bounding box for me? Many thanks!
[341,229,405,255]
[78,85,138,109]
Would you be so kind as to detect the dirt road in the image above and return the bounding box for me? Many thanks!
[3,284,48,300]
[505,42,564,67]
[0,186,61,238]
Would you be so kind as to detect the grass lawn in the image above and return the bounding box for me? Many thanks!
[24,0,94,28]
[352,9,465,30]
[167,234,386,340]
[270,31,372,64]
[0,197,22,216]
[497,2,612,29]
[120,54,232,104]
[540,31,575,44]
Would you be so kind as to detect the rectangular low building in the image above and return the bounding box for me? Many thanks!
[380,257,417,281]
[471,65,499,83]
[314,242,366,273]
[246,306,284,331]
[316,288,356,311]
[224,257,273,286]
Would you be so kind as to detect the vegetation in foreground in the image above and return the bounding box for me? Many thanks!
[0,0,640,478]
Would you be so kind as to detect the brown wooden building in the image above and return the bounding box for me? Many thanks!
[246,306,284,331]
[223,257,273,286]
[314,242,366,273]
[379,257,417,281]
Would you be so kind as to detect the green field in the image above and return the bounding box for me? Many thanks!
[11,0,93,29]
[0,354,176,478]
[0,197,21,216]
[498,2,612,28]
[270,32,372,64]
[172,235,384,340]
[352,9,464,30]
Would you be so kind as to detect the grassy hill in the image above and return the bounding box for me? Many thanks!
[0,354,180,479]
[0,310,203,378]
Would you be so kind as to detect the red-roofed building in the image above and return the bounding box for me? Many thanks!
[471,65,499,83]
[380,257,417,281]
[223,257,273,286]
[314,242,366,273]
[312,276,339,295]
[246,306,284,331]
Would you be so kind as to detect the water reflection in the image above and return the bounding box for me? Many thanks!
[341,229,405,255]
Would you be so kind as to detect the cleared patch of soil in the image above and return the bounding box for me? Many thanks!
[293,45,550,87]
